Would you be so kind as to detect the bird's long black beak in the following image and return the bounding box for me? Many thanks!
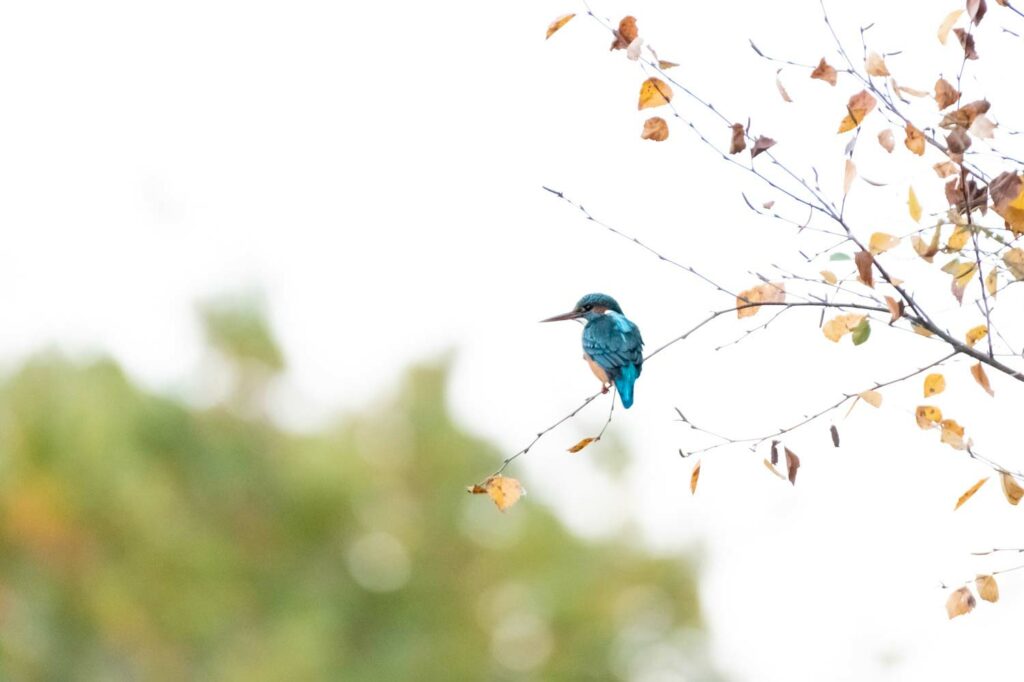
[540,309,583,323]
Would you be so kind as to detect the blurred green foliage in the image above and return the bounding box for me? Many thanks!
[0,309,719,681]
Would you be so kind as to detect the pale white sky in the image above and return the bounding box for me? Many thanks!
[2,0,1024,679]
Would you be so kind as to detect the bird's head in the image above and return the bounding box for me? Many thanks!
[540,293,623,323]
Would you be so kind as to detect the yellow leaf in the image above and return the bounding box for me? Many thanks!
[913,323,934,337]
[546,13,576,39]
[975,575,999,603]
[938,9,964,45]
[736,282,785,318]
[821,270,838,285]
[954,476,988,510]
[823,313,866,342]
[638,77,673,110]
[970,362,994,396]
[990,173,1024,235]
[865,51,890,76]
[985,269,998,297]
[941,419,967,450]
[838,90,877,133]
[860,390,882,407]
[915,405,942,429]
[966,324,987,348]
[869,232,900,254]
[924,373,945,397]
[484,475,524,512]
[1003,248,1024,280]
[946,586,976,619]
[843,159,856,196]
[912,225,941,262]
[908,187,922,223]
[690,460,701,494]
[904,122,925,155]
[947,225,970,251]
[1000,472,1023,505]
[567,437,596,453]
[763,458,786,480]
[641,116,669,141]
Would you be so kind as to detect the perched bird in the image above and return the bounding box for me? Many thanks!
[541,293,644,408]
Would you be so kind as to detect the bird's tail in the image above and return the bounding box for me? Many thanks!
[615,364,639,409]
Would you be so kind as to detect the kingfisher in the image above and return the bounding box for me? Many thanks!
[541,293,644,408]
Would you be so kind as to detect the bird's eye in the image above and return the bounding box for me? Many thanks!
[583,304,593,311]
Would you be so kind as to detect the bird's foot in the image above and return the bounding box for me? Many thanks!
[601,383,610,394]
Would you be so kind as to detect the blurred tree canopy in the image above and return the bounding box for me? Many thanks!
[0,304,719,681]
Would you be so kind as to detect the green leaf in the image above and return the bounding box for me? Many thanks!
[851,318,871,345]
[830,253,852,261]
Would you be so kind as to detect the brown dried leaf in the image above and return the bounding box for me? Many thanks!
[976,574,998,603]
[1003,248,1024,279]
[736,282,785,318]
[823,313,866,342]
[945,128,972,164]
[546,13,576,39]
[894,80,928,98]
[729,123,746,155]
[912,225,942,262]
[967,0,988,26]
[924,373,946,397]
[638,77,672,110]
[869,232,899,254]
[1000,472,1023,505]
[483,475,524,512]
[839,90,877,133]
[935,78,961,109]
[946,586,976,619]
[641,116,669,141]
[770,440,780,465]
[610,16,638,50]
[658,60,679,69]
[860,390,883,407]
[954,476,988,509]
[904,123,926,156]
[885,296,904,323]
[567,437,596,453]
[933,161,958,178]
[751,136,776,159]
[855,250,874,287]
[784,447,800,485]
[990,172,1024,235]
[810,58,837,86]
[941,100,991,129]
[954,28,978,59]
[966,324,988,348]
[938,9,964,44]
[971,362,994,397]
[690,460,701,495]
[878,129,895,153]
[915,405,943,429]
[970,115,996,139]
[776,70,793,103]
[830,424,840,448]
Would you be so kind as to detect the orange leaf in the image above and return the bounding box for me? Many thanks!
[855,250,874,287]
[924,373,946,397]
[546,13,575,39]
[641,116,669,141]
[966,324,988,348]
[638,77,672,110]
[484,475,524,512]
[934,78,960,109]
[940,100,990,129]
[878,129,895,153]
[729,123,746,154]
[736,282,785,318]
[567,437,596,453]
[810,58,837,86]
[954,476,988,510]
[970,362,994,396]
[885,296,904,323]
[690,460,701,494]
[904,123,926,155]
[975,574,999,603]
[1000,472,1023,505]
[821,270,838,285]
[610,16,638,50]
[915,405,943,429]
[946,586,976,619]
[838,90,877,133]
[658,60,679,69]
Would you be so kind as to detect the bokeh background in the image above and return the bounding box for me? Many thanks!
[2,0,1024,680]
